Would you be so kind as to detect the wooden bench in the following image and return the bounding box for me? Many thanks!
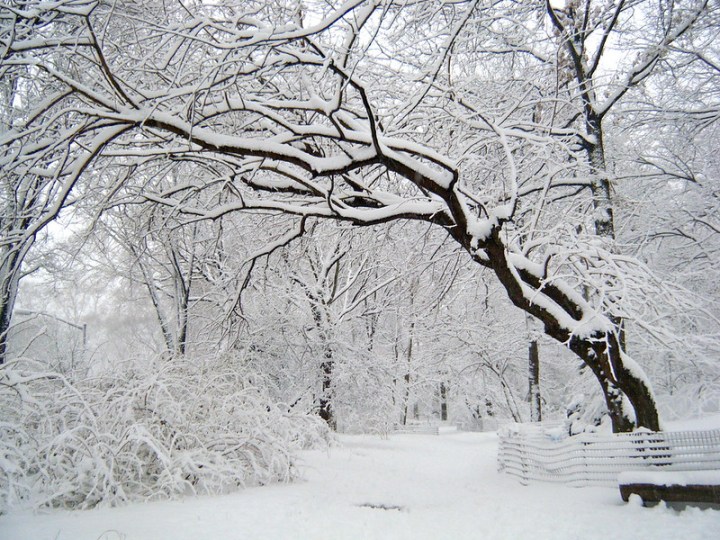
[619,470,720,507]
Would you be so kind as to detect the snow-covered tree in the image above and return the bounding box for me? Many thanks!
[3,0,719,431]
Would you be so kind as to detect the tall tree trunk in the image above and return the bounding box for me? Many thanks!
[401,319,415,426]
[0,243,28,365]
[401,372,411,426]
[318,347,336,431]
[310,299,336,430]
[133,246,175,356]
[544,1,659,431]
[528,340,541,423]
[0,289,15,365]
[439,381,448,422]
[583,116,660,432]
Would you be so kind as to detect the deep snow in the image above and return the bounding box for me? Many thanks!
[1,431,719,540]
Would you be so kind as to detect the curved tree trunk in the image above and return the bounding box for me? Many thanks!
[483,230,660,432]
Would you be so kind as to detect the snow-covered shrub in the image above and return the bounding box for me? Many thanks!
[563,392,613,435]
[0,355,330,512]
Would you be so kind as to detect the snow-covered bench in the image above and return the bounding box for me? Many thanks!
[619,470,720,507]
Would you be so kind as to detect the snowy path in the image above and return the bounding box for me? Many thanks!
[2,431,719,539]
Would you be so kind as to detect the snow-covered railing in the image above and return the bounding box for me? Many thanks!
[393,424,440,435]
[391,422,464,435]
[497,423,720,487]
[457,418,514,433]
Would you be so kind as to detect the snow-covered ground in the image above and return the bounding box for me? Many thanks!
[2,431,719,540]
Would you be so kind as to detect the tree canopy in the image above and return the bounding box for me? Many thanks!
[2,0,719,433]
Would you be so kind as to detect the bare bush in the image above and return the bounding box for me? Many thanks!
[0,355,330,512]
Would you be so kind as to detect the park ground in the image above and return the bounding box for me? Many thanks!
[1,430,719,540]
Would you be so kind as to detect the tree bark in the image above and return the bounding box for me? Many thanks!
[310,298,336,430]
[318,350,336,431]
[528,340,541,423]
[439,382,448,422]
[0,245,25,365]
[401,320,415,426]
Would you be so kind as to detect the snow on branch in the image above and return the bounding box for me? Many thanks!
[0,356,330,512]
